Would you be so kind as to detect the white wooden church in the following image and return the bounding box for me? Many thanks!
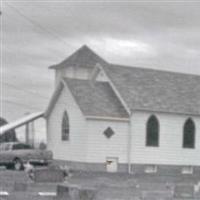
[45,45,200,174]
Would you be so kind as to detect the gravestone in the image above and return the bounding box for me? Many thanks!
[33,168,65,182]
[174,183,194,198]
[13,182,27,191]
[194,181,200,192]
[142,191,173,200]
[57,184,97,200]
[0,194,9,200]
[0,191,9,200]
[57,184,72,199]
[75,187,96,200]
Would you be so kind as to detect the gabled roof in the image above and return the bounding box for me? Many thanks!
[63,78,129,118]
[49,45,108,69]
[103,64,200,115]
[48,45,200,116]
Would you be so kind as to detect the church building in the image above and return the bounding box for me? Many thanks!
[45,45,200,174]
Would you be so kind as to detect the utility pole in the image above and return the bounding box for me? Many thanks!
[31,121,35,148]
[25,112,30,144]
[25,123,29,144]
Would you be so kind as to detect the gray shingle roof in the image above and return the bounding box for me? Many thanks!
[103,64,200,115]
[51,46,200,116]
[50,45,108,69]
[63,78,129,118]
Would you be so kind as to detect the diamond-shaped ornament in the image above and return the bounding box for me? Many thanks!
[103,127,114,138]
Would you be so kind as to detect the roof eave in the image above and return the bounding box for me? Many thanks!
[49,65,56,69]
[85,115,130,122]
[97,64,131,116]
[131,108,200,117]
[44,81,65,118]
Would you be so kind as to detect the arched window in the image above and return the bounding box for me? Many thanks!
[61,111,69,141]
[183,118,195,148]
[146,115,159,147]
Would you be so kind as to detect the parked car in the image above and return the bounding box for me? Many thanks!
[0,142,53,170]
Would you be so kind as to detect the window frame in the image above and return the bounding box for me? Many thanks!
[146,115,160,147]
[61,111,70,141]
[183,118,195,149]
[182,166,193,174]
[145,165,158,174]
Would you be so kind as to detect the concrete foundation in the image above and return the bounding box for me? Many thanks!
[54,160,200,177]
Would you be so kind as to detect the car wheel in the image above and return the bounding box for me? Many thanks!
[14,158,23,171]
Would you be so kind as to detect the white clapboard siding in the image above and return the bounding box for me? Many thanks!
[86,119,129,163]
[131,111,200,166]
[47,86,87,162]
[48,70,200,167]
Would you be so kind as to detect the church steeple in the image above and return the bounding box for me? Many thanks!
[49,45,108,86]
[49,45,107,70]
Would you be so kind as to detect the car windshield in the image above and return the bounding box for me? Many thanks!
[12,143,32,150]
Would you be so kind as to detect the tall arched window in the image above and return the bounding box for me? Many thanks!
[61,111,69,141]
[183,118,195,148]
[146,115,159,147]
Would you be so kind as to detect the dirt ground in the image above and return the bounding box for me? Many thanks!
[0,169,200,200]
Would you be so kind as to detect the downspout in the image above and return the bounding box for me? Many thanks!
[128,117,132,174]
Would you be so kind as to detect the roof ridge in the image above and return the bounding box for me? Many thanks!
[109,63,200,78]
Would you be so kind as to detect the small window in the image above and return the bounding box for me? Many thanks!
[145,165,157,173]
[106,157,118,172]
[183,118,195,148]
[103,127,115,138]
[146,115,159,147]
[61,111,70,141]
[182,166,193,174]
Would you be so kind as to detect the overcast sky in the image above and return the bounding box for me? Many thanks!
[1,0,200,138]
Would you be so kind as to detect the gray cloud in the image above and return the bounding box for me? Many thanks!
[2,0,200,123]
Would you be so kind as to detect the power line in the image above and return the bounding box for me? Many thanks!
[1,82,69,109]
[5,2,70,47]
[2,99,43,111]
[2,82,50,100]
[0,82,72,112]
[2,3,71,111]
[1,82,70,108]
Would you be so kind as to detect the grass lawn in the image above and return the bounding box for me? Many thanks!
[0,169,200,200]
[0,170,57,200]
